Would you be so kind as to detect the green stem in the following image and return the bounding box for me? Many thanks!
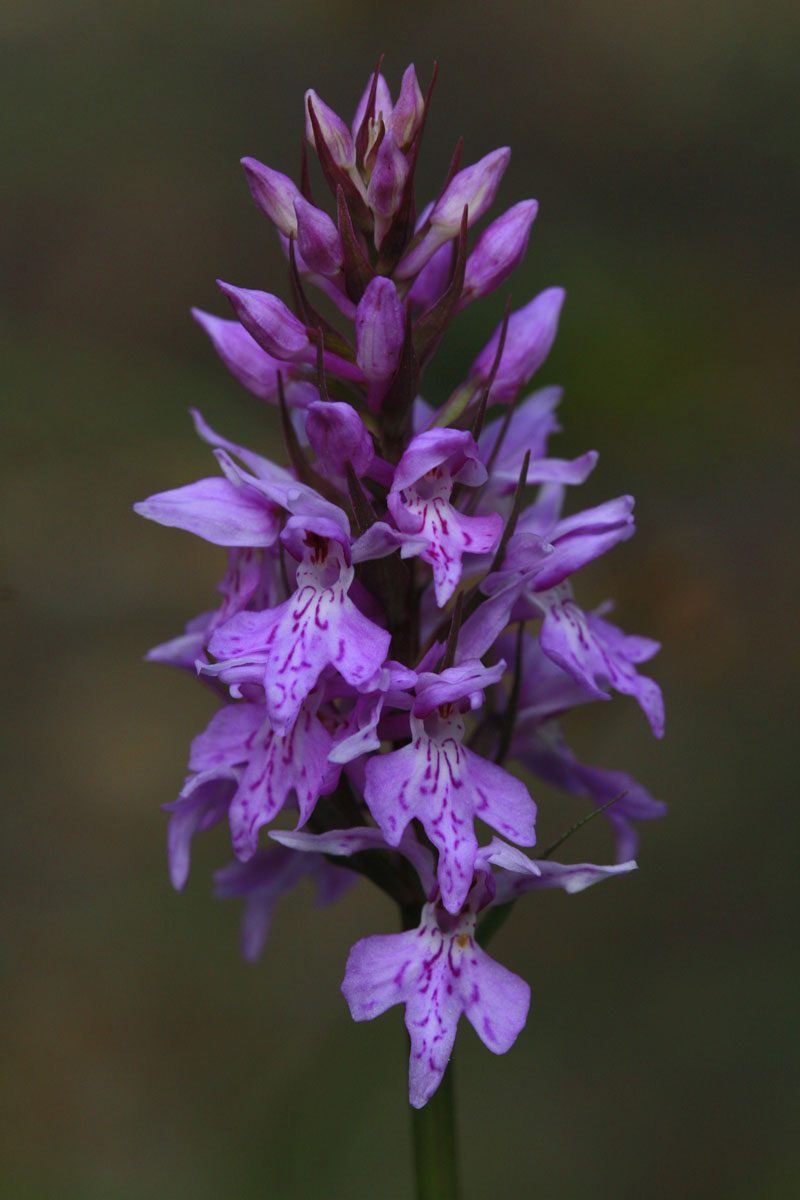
[411,1057,460,1200]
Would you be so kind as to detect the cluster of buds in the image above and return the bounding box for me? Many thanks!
[136,61,665,1109]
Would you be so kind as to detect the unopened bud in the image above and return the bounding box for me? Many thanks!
[408,242,454,311]
[305,401,375,477]
[461,200,538,306]
[469,287,565,402]
[192,309,316,406]
[352,71,393,140]
[396,147,511,278]
[305,90,355,169]
[389,64,425,150]
[432,148,510,235]
[294,196,344,277]
[367,131,409,218]
[217,281,310,361]
[240,158,301,237]
[355,277,405,409]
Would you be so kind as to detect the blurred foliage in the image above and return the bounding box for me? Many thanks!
[1,1,798,1197]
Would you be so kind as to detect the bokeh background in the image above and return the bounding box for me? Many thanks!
[2,1,799,1196]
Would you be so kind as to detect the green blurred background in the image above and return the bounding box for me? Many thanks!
[2,1,798,1196]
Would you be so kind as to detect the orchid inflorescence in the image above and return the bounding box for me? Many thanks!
[136,60,665,1110]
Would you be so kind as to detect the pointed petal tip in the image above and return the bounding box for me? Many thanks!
[190,306,219,332]
[169,867,188,892]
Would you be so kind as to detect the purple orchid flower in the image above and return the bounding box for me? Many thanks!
[355,277,406,411]
[387,429,503,606]
[341,886,530,1108]
[241,157,302,236]
[186,694,341,860]
[460,199,539,307]
[364,661,537,914]
[504,632,666,859]
[207,521,391,734]
[538,596,665,737]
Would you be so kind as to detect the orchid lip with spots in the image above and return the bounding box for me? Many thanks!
[136,59,665,1128]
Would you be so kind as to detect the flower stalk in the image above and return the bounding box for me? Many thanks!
[411,1057,460,1200]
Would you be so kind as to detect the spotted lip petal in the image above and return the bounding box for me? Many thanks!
[227,703,339,860]
[180,697,339,862]
[389,487,502,607]
[388,428,502,607]
[364,709,536,914]
[341,900,530,1108]
[208,541,391,734]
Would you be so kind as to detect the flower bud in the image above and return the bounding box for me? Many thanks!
[305,90,355,169]
[367,130,408,219]
[396,147,511,278]
[408,242,454,311]
[240,158,301,237]
[192,309,316,406]
[469,287,565,402]
[432,147,510,235]
[217,281,310,361]
[220,277,364,382]
[293,196,344,277]
[460,199,538,306]
[355,277,405,410]
[305,401,374,477]
[389,63,425,149]
[352,71,393,140]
